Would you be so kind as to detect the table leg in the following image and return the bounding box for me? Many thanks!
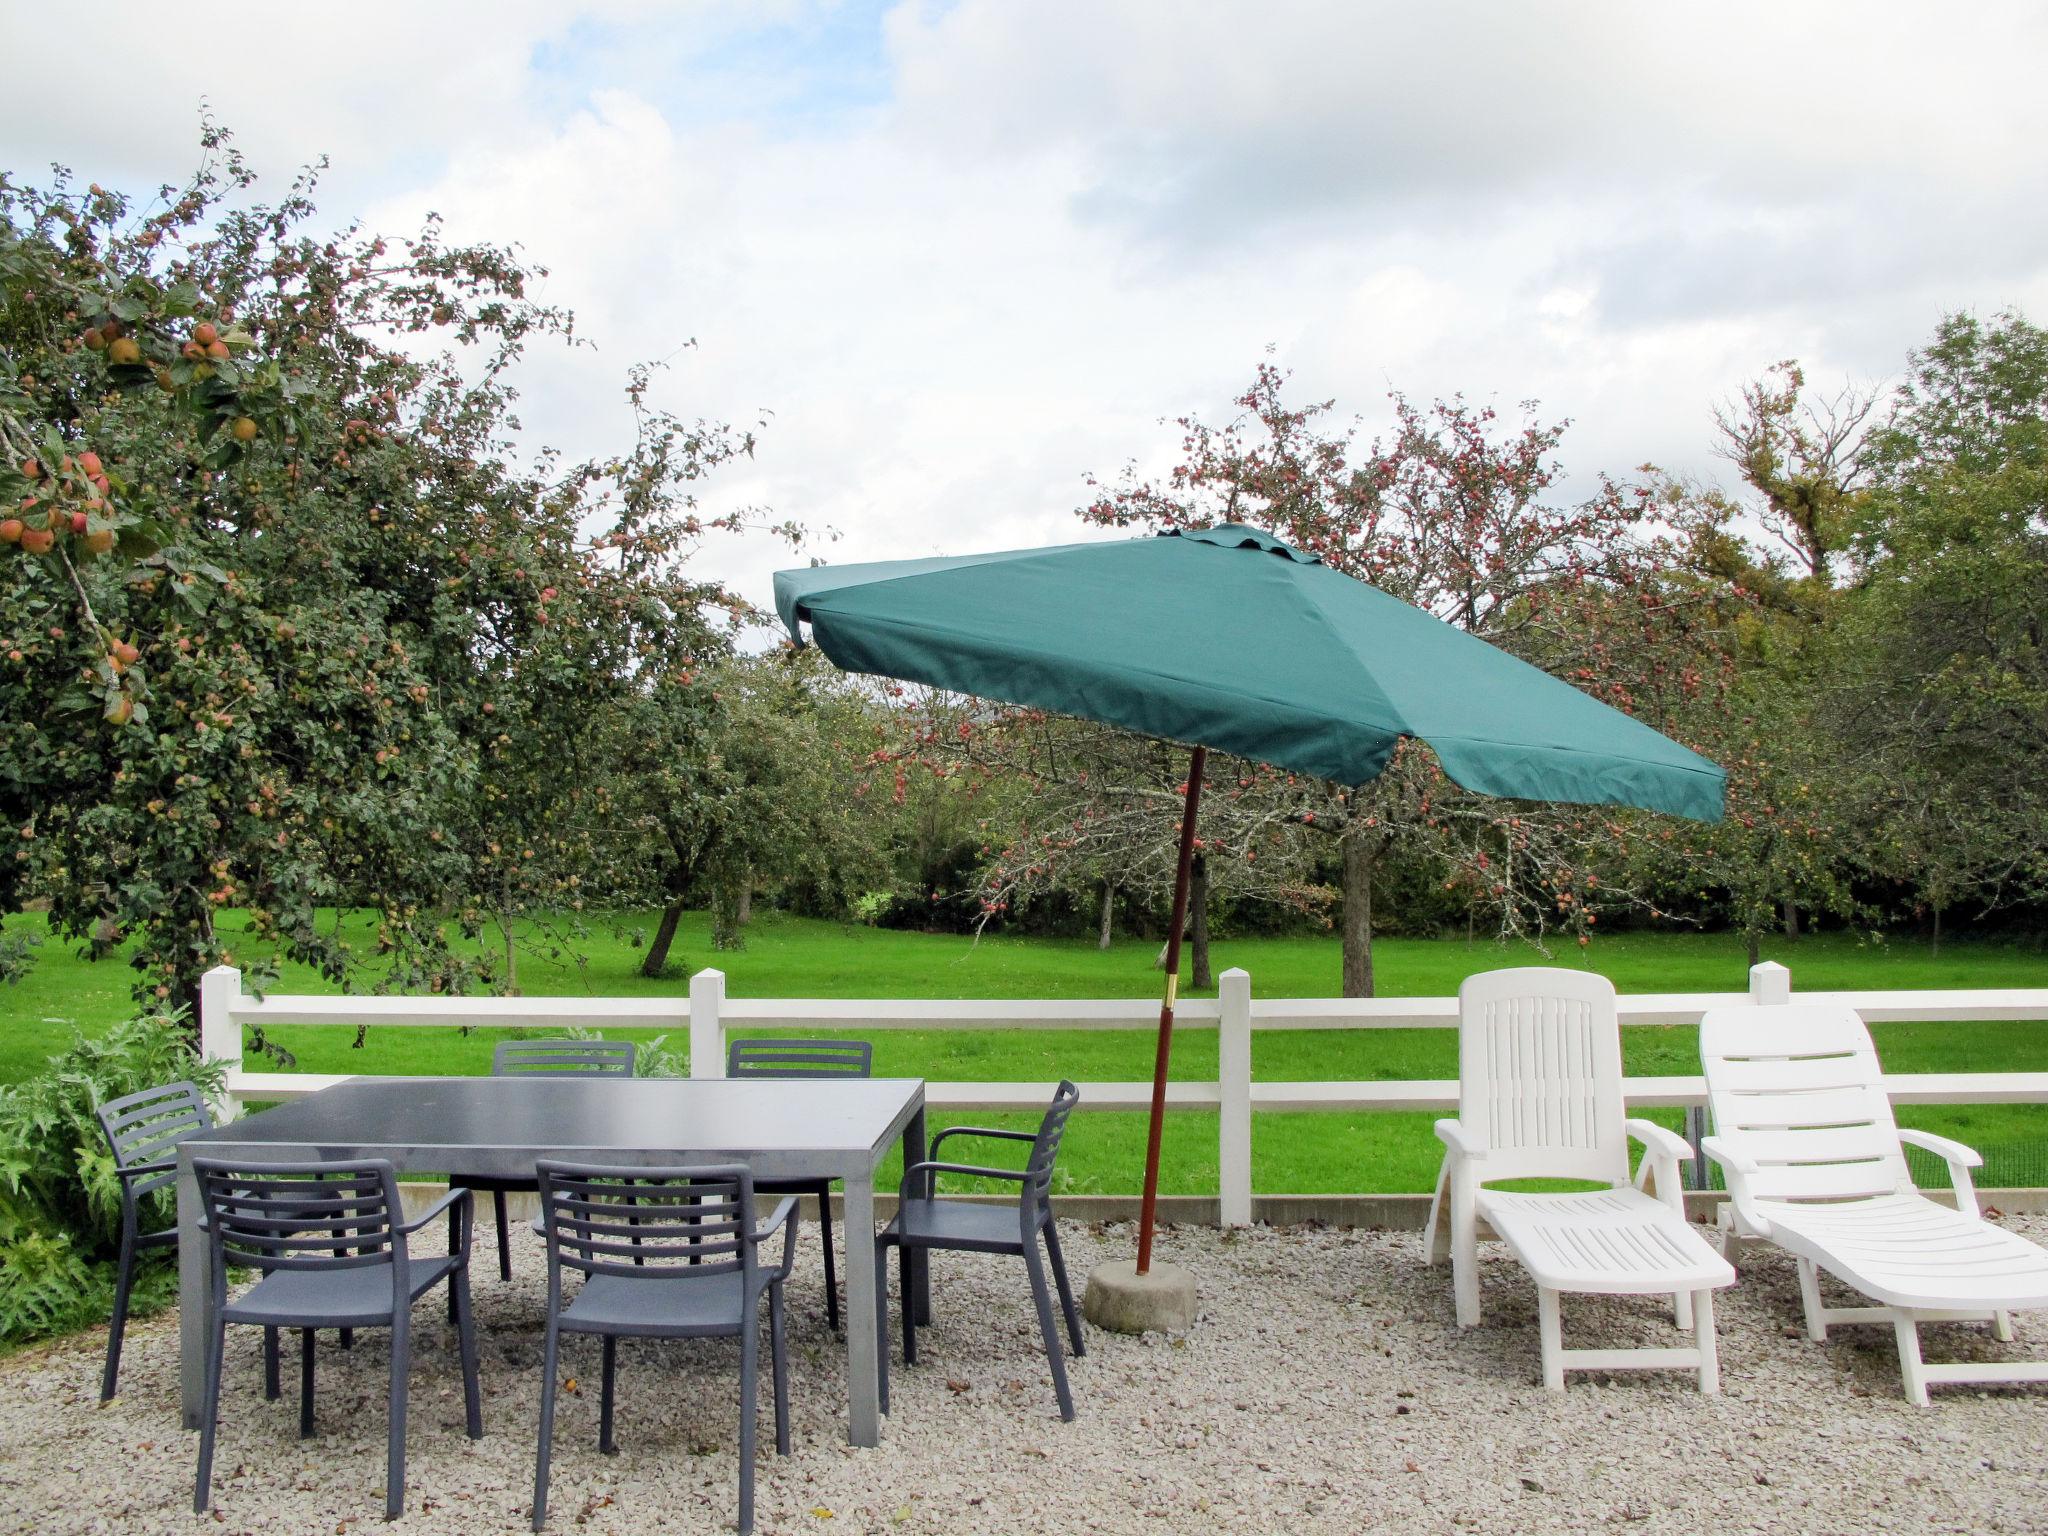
[178,1152,206,1430]
[842,1172,879,1447]
[904,1104,931,1326]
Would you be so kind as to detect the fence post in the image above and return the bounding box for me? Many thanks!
[1218,967,1253,1227]
[690,968,727,1079]
[1748,960,1791,1006]
[199,965,245,1122]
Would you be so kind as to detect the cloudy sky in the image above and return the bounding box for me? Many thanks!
[5,1,2046,604]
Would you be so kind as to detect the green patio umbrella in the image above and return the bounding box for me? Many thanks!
[775,524,1723,1283]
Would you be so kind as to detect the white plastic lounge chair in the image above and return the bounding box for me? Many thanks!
[1425,967,1734,1391]
[1701,1002,2048,1404]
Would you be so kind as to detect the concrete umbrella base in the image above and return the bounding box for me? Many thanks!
[1082,1259,1197,1334]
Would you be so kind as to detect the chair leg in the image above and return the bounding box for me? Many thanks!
[299,1328,316,1437]
[102,1222,138,1403]
[1023,1233,1075,1421]
[599,1335,618,1455]
[818,1185,840,1332]
[1043,1219,1085,1358]
[899,1243,917,1366]
[533,1322,561,1532]
[1796,1258,1827,1342]
[769,1281,791,1456]
[1894,1311,1930,1406]
[386,1310,410,1520]
[453,1267,483,1439]
[1537,1287,1565,1392]
[738,1304,760,1536]
[194,1309,230,1513]
[339,1327,353,1350]
[495,1189,513,1282]
[1694,1289,1720,1395]
[874,1238,891,1416]
[1673,1286,1694,1332]
[1994,1309,2016,1343]
[1449,1171,1481,1328]
[1422,1154,1450,1266]
[264,1325,281,1401]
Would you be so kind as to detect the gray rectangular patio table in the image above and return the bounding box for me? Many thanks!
[177,1075,928,1446]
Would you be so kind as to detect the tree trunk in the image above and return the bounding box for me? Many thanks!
[1744,927,1761,970]
[642,898,686,979]
[736,878,753,928]
[500,914,519,996]
[1341,830,1376,999]
[1097,879,1116,950]
[1782,898,1801,941]
[1931,902,1943,958]
[1189,853,1212,990]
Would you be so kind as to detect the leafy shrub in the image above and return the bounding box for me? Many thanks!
[0,1012,222,1342]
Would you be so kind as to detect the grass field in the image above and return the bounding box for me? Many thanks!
[7,909,2048,1193]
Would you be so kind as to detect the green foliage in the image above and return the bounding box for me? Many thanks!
[0,1011,220,1251]
[0,1011,217,1343]
[0,1216,99,1343]
[0,127,778,1017]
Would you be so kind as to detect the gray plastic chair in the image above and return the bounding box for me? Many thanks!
[532,1161,796,1534]
[726,1037,874,1329]
[95,1081,347,1402]
[456,1038,636,1280]
[875,1080,1084,1420]
[191,1156,482,1519]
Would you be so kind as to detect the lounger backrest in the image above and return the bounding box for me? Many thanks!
[1700,1003,1910,1202]
[1457,967,1628,1185]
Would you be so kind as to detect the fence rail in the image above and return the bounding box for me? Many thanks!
[200,960,2048,1223]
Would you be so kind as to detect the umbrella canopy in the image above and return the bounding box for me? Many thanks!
[775,524,1724,821]
[776,523,1723,1290]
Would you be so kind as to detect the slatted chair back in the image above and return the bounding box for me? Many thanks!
[726,1037,874,1079]
[97,1081,214,1204]
[536,1162,756,1282]
[491,1039,636,1077]
[1700,1003,1911,1204]
[194,1158,404,1276]
[1021,1080,1081,1224]
[1456,967,1628,1186]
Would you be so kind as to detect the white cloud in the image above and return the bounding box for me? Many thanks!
[5,0,2046,613]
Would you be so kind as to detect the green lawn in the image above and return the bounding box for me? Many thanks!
[7,910,2048,1193]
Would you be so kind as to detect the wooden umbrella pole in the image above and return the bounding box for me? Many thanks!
[1136,745,1206,1276]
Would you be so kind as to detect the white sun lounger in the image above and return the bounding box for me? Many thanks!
[1701,1002,2048,1404]
[1426,968,1734,1391]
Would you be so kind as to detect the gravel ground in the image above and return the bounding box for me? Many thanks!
[4,1216,2048,1535]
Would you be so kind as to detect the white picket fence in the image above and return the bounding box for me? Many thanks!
[199,960,2048,1222]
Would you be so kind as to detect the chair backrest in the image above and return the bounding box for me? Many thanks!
[193,1157,403,1277]
[492,1038,636,1077]
[1700,1003,1911,1203]
[1456,967,1628,1185]
[1021,1080,1081,1218]
[536,1161,755,1284]
[97,1081,214,1203]
[726,1037,874,1079]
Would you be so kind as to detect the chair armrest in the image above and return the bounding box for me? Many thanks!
[1898,1127,1984,1217]
[1896,1127,1983,1169]
[1700,1136,1772,1238]
[898,1159,1029,1199]
[1625,1118,1694,1164]
[749,1196,800,1279]
[399,1186,473,1259]
[930,1126,1036,1159]
[398,1186,472,1233]
[1433,1119,1486,1159]
[1625,1118,1692,1205]
[114,1158,177,1180]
